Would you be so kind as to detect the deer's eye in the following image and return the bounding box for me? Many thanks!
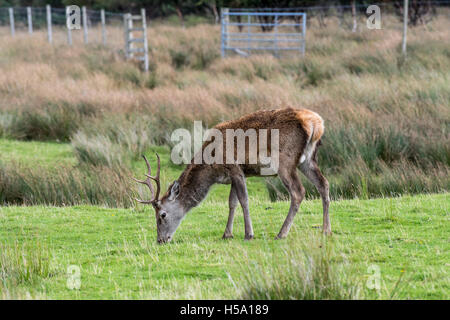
[160,212,167,219]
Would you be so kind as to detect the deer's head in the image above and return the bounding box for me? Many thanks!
[134,154,184,244]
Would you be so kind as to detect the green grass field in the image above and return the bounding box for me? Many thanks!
[0,14,449,299]
[0,139,75,167]
[0,139,448,299]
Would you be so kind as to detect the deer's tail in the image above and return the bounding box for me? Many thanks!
[295,109,324,164]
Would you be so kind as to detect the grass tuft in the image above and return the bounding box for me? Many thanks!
[0,240,53,286]
[0,162,135,207]
[236,236,362,299]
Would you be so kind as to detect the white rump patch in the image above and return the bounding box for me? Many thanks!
[300,141,316,165]
[300,155,306,163]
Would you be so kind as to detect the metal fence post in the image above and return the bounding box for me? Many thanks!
[221,8,229,57]
[274,14,279,57]
[66,6,72,46]
[27,7,33,34]
[402,0,408,57]
[82,6,88,44]
[46,5,52,44]
[142,8,149,72]
[247,14,251,52]
[9,8,14,37]
[302,13,307,57]
[351,0,357,32]
[101,9,106,45]
[124,13,130,59]
[128,14,134,58]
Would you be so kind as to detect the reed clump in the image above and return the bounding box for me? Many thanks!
[0,13,448,203]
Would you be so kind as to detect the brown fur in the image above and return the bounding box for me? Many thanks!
[212,107,321,169]
[146,107,331,242]
[294,109,324,143]
[215,107,322,135]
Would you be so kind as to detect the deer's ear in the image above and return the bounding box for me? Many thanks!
[168,181,180,201]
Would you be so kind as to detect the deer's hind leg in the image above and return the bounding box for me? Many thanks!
[222,185,238,239]
[299,158,331,235]
[276,166,306,239]
[231,173,254,240]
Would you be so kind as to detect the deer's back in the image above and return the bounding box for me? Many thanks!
[206,108,324,176]
[214,107,323,143]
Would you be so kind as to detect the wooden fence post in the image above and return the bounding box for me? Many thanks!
[46,5,52,44]
[27,7,33,34]
[101,9,106,45]
[82,6,88,44]
[9,8,15,37]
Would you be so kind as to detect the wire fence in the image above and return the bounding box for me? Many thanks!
[228,0,450,12]
[1,1,449,33]
[228,0,450,30]
[0,6,124,27]
[0,6,124,46]
[0,5,153,70]
[0,2,449,62]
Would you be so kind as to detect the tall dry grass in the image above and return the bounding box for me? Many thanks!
[0,12,449,203]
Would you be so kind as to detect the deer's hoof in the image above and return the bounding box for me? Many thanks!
[222,233,233,239]
[244,234,254,241]
[275,234,286,240]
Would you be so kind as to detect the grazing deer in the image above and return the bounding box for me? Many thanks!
[134,107,331,243]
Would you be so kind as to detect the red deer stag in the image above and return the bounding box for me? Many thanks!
[134,107,331,243]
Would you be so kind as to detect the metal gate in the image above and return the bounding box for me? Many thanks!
[221,9,306,58]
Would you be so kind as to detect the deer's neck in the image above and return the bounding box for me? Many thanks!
[178,164,217,212]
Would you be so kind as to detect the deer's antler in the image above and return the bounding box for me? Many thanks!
[133,154,161,206]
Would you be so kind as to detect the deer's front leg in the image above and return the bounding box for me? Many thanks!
[231,175,254,240]
[223,185,237,239]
